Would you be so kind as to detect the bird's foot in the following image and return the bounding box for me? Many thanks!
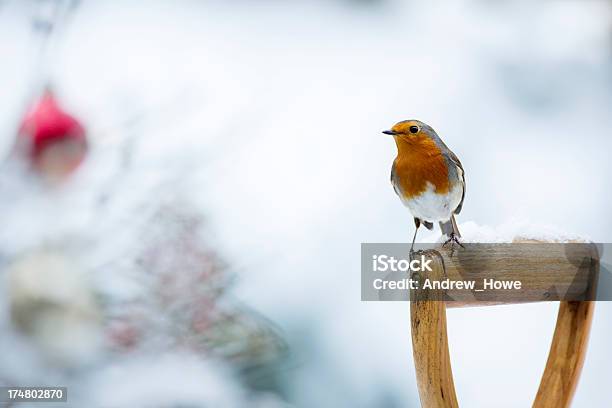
[442,233,464,256]
[409,248,426,260]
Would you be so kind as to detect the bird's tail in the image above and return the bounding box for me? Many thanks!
[439,214,461,238]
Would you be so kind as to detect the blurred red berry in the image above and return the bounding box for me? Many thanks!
[17,90,87,178]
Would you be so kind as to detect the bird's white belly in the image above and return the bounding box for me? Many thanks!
[401,182,462,222]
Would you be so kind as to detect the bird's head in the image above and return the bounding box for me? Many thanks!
[382,119,433,139]
[383,120,441,154]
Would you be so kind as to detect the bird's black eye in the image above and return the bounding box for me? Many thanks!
[409,125,419,134]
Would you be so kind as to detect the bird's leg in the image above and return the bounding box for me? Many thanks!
[410,218,421,257]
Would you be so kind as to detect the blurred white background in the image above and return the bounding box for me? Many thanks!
[1,0,611,406]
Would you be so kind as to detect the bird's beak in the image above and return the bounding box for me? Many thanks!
[382,130,397,135]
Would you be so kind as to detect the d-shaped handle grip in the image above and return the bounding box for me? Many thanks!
[409,243,598,408]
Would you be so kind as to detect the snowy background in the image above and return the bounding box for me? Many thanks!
[1,0,611,407]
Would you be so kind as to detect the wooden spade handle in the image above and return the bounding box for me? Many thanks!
[409,243,598,408]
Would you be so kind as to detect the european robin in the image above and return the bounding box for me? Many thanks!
[383,120,465,251]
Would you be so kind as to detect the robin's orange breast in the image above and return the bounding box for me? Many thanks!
[392,134,450,199]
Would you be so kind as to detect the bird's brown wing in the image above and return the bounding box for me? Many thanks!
[445,150,465,214]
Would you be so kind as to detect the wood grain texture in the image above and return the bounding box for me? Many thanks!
[427,243,599,307]
[533,301,595,408]
[410,254,458,408]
